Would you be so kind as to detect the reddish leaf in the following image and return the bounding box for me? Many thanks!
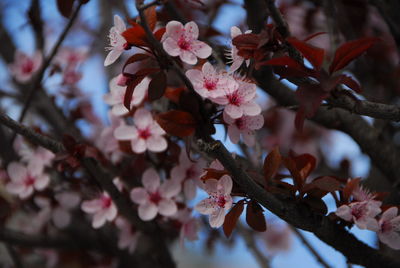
[343,178,360,202]
[123,76,146,110]
[56,0,75,18]
[295,84,330,131]
[282,157,303,190]
[154,27,166,41]
[262,56,307,71]
[165,87,185,104]
[303,32,327,42]
[307,176,342,193]
[201,168,229,182]
[293,154,316,180]
[329,37,379,73]
[246,201,267,232]
[144,6,157,31]
[148,71,167,101]
[122,54,150,74]
[156,110,197,137]
[263,147,281,184]
[223,200,245,238]
[287,37,325,70]
[122,23,148,47]
[232,33,260,50]
[336,75,361,93]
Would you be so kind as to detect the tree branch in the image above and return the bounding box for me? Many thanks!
[198,139,400,268]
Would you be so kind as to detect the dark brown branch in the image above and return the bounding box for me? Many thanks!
[28,0,45,50]
[5,243,24,268]
[264,0,289,38]
[198,139,400,268]
[291,227,332,268]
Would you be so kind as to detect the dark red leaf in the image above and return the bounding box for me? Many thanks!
[154,27,166,41]
[337,75,362,93]
[123,76,146,111]
[287,37,325,70]
[282,157,303,190]
[148,71,167,101]
[223,200,245,238]
[307,176,341,193]
[303,32,327,42]
[329,37,379,73]
[156,110,197,137]
[200,168,229,182]
[56,0,75,18]
[144,6,157,31]
[246,201,267,232]
[262,56,307,71]
[263,147,281,184]
[343,178,360,202]
[293,153,316,180]
[122,23,148,47]
[232,33,260,50]
[165,87,185,104]
[295,84,330,131]
[122,54,150,74]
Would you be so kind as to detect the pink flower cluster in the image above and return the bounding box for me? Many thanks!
[335,184,400,249]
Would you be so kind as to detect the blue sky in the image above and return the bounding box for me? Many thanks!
[0,0,376,267]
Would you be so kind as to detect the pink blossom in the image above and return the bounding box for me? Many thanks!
[96,112,124,163]
[377,207,400,249]
[171,151,206,200]
[227,26,251,73]
[5,162,50,199]
[104,76,148,116]
[172,208,199,246]
[9,50,42,83]
[263,223,292,254]
[104,15,127,66]
[212,79,261,119]
[335,200,381,230]
[195,175,233,228]
[115,217,140,253]
[223,113,264,146]
[81,192,118,228]
[18,145,55,169]
[114,108,167,154]
[56,47,87,68]
[62,68,82,85]
[185,62,238,99]
[130,168,181,221]
[53,191,81,228]
[162,21,212,65]
[352,184,376,202]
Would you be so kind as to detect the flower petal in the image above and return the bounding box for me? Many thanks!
[158,199,178,216]
[130,187,149,205]
[209,208,225,228]
[142,168,160,192]
[138,202,158,221]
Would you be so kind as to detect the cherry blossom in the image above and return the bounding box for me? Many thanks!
[5,161,50,199]
[130,168,181,221]
[195,174,233,228]
[352,184,376,202]
[52,191,81,228]
[377,207,400,249]
[56,47,87,68]
[172,208,199,246]
[223,112,264,146]
[170,151,206,200]
[115,217,140,253]
[81,191,118,228]
[185,62,238,99]
[212,79,261,119]
[96,112,124,163]
[162,21,212,65]
[18,144,54,169]
[227,26,251,73]
[114,108,167,154]
[9,50,42,83]
[104,15,127,66]
[335,200,381,230]
[262,223,292,254]
[104,75,148,116]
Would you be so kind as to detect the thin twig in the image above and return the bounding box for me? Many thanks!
[291,227,332,268]
[5,243,24,268]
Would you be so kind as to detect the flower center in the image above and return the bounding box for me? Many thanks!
[138,128,151,140]
[22,60,34,74]
[178,38,191,50]
[204,79,217,91]
[351,203,366,220]
[101,195,112,208]
[149,191,162,204]
[24,175,35,186]
[185,166,196,180]
[227,92,241,106]
[381,220,392,233]
[217,195,226,208]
